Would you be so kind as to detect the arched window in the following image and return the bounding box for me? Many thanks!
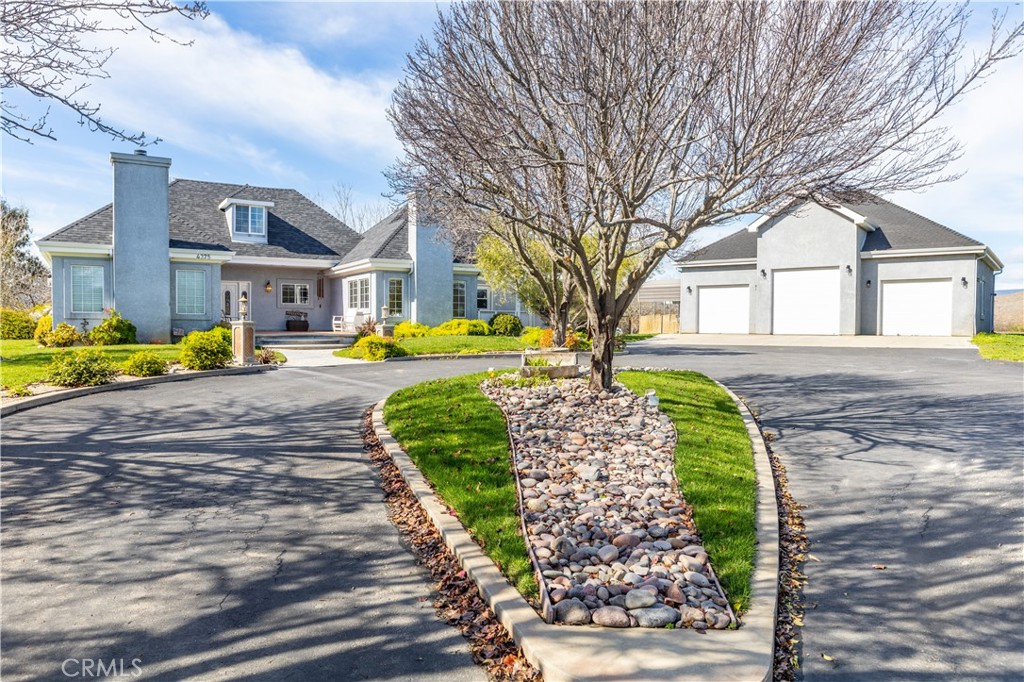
[224,290,232,319]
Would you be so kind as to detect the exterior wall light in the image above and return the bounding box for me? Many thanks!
[866,279,872,288]
[961,277,969,288]
[686,285,693,294]
[846,265,853,275]
[760,269,767,278]
[239,291,249,320]
[264,281,272,293]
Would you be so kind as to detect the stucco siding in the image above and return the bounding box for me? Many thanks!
[221,264,333,331]
[859,255,979,336]
[678,265,758,333]
[51,256,114,329]
[409,215,454,326]
[754,203,861,335]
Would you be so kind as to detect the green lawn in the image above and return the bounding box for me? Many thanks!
[383,372,536,597]
[617,371,756,614]
[972,333,1024,361]
[383,369,757,614]
[0,340,182,390]
[623,333,658,343]
[335,334,527,359]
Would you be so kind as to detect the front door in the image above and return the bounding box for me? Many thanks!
[220,281,251,321]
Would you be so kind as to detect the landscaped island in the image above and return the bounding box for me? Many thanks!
[382,368,756,630]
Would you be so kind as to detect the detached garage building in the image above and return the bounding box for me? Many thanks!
[677,195,1002,337]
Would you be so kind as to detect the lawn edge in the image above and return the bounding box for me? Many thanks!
[373,375,779,682]
[0,365,274,417]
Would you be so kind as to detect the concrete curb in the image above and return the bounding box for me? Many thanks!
[371,374,778,682]
[1,365,274,417]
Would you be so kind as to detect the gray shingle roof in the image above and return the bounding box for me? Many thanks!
[40,179,363,260]
[845,194,983,251]
[682,229,758,262]
[680,195,983,263]
[338,204,411,264]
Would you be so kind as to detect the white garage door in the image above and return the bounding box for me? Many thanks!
[698,285,750,334]
[772,268,840,335]
[881,279,952,336]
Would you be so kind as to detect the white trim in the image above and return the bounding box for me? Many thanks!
[174,268,207,317]
[227,255,336,269]
[746,214,772,233]
[36,241,112,264]
[169,248,235,263]
[678,258,757,269]
[218,198,275,210]
[329,257,413,277]
[70,264,106,314]
[861,245,1002,271]
[453,263,481,275]
[279,281,312,307]
[829,205,876,231]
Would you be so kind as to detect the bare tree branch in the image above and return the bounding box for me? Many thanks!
[2,1,209,144]
[388,0,1022,389]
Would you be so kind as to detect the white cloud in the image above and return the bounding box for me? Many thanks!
[82,12,403,164]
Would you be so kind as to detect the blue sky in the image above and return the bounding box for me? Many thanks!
[2,1,1022,288]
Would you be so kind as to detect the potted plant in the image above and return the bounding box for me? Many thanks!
[285,310,309,332]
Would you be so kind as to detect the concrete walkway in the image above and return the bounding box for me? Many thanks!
[278,347,366,367]
[647,333,976,349]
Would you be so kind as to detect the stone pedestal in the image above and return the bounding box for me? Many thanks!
[231,320,255,365]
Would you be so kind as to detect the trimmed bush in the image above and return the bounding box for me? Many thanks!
[394,321,431,339]
[122,350,169,377]
[0,308,35,340]
[539,328,554,348]
[179,329,232,370]
[89,311,138,346]
[430,319,492,336]
[42,322,82,347]
[354,335,409,361]
[520,326,544,347]
[208,325,232,346]
[44,348,117,387]
[488,313,523,337]
[33,314,52,344]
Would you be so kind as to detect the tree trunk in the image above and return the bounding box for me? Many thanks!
[588,312,616,390]
[552,301,570,347]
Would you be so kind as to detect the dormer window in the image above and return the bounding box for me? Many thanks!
[219,197,273,243]
[234,205,265,236]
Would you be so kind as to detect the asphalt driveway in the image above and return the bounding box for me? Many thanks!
[2,346,1021,681]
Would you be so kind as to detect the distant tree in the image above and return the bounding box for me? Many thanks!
[2,0,209,144]
[476,228,580,343]
[389,0,1023,389]
[314,181,398,233]
[1,200,50,308]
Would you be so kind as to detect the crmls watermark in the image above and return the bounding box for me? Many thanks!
[62,658,143,678]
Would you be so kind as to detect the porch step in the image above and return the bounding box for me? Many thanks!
[255,333,355,348]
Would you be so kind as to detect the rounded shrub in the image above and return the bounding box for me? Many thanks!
[179,329,232,370]
[354,335,409,361]
[488,313,523,337]
[42,322,82,347]
[0,308,35,340]
[430,319,493,336]
[207,324,232,346]
[520,326,543,347]
[44,348,117,387]
[122,350,169,377]
[394,321,430,339]
[89,310,138,345]
[33,314,52,344]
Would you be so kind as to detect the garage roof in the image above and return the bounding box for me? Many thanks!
[680,194,984,264]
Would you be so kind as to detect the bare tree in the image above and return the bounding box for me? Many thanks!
[1,200,50,308]
[2,0,208,144]
[314,181,398,232]
[388,0,1022,389]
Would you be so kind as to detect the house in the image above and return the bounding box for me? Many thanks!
[37,151,541,342]
[677,195,1002,337]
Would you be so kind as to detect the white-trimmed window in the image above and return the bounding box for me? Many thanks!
[476,286,490,311]
[233,205,266,236]
[71,265,104,313]
[453,281,467,318]
[388,278,404,316]
[175,270,206,316]
[348,278,370,310]
[281,282,310,306]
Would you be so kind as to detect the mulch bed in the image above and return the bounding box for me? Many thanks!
[362,410,542,682]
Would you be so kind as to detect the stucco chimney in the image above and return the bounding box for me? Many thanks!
[110,151,172,342]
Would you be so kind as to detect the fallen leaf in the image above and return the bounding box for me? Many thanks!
[808,554,821,562]
[822,653,835,661]
[871,564,887,570]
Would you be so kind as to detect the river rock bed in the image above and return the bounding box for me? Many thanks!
[482,376,734,630]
